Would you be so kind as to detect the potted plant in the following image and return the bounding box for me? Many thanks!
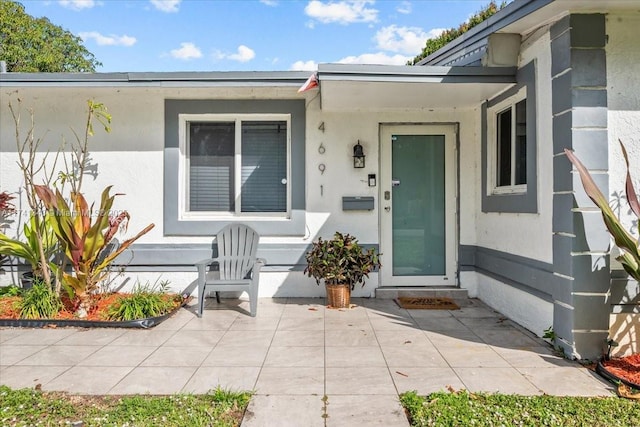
[304,232,381,308]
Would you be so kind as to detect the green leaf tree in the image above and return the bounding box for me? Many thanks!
[0,0,101,72]
[408,1,507,66]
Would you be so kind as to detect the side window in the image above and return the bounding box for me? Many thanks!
[481,60,537,213]
[494,96,527,191]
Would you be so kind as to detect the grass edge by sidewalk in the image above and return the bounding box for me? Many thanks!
[0,385,252,427]
[399,389,640,427]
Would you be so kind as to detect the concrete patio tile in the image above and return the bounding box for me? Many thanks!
[162,329,225,347]
[374,330,432,347]
[325,367,397,395]
[450,306,502,319]
[277,316,324,331]
[271,330,324,347]
[181,312,239,330]
[436,345,511,368]
[77,345,157,367]
[56,328,127,346]
[183,366,261,393]
[141,346,211,367]
[0,328,24,343]
[324,305,369,320]
[473,328,541,348]
[390,367,465,395]
[109,329,176,346]
[0,345,46,365]
[216,330,275,347]
[152,311,196,331]
[201,345,269,367]
[43,366,133,394]
[325,329,377,346]
[280,300,326,317]
[229,316,281,331]
[369,317,419,332]
[518,367,614,396]
[15,345,100,366]
[424,329,483,346]
[241,395,325,427]
[406,309,457,319]
[324,394,409,427]
[325,318,373,332]
[454,367,542,395]
[493,346,575,368]
[414,316,467,331]
[108,366,197,395]
[458,316,516,330]
[4,328,77,345]
[0,365,69,389]
[326,346,386,367]
[253,367,324,395]
[381,345,449,368]
[263,346,324,367]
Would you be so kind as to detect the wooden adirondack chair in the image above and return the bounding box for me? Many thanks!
[195,224,265,317]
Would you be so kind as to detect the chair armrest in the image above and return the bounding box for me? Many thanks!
[256,258,267,266]
[195,258,218,266]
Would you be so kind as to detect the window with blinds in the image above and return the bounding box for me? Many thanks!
[186,117,289,215]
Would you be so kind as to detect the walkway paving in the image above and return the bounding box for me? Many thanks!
[0,297,613,426]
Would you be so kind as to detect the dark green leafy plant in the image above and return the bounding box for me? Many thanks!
[19,279,62,319]
[0,285,21,297]
[304,232,381,290]
[105,280,181,321]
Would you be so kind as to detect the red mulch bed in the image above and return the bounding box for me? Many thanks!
[601,354,640,388]
[0,293,182,321]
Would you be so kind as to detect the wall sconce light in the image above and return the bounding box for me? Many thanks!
[353,140,365,168]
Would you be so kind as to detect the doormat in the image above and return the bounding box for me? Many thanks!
[395,297,460,310]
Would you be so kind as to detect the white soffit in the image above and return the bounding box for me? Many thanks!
[317,64,516,111]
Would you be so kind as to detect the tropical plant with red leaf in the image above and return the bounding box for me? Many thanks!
[565,141,640,282]
[34,185,154,317]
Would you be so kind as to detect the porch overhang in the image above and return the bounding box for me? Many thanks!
[316,63,516,111]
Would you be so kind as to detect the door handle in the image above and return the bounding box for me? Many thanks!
[392,179,401,187]
[384,206,390,212]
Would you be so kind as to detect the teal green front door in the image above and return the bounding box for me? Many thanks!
[380,125,456,286]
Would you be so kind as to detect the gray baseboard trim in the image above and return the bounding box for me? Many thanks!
[459,244,554,302]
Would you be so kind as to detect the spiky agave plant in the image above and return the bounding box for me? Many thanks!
[565,141,640,281]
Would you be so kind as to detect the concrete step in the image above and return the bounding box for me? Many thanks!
[375,286,469,300]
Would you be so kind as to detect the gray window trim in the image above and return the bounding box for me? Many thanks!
[164,99,306,236]
[481,60,537,213]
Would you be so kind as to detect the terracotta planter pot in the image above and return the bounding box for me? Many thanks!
[325,283,351,308]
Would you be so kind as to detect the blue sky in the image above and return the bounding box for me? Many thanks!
[21,0,491,72]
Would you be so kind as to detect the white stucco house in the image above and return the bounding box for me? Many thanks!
[1,0,639,360]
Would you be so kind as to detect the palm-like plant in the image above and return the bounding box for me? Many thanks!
[35,185,154,317]
[565,141,639,281]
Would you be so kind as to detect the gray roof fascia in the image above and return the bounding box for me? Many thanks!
[0,71,311,87]
[417,0,554,66]
[317,63,516,84]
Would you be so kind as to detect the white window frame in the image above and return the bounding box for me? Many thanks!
[487,87,527,195]
[178,113,292,220]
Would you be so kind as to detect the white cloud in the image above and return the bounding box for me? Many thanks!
[260,0,278,5]
[79,31,137,47]
[305,0,378,25]
[217,45,256,63]
[426,28,446,40]
[396,1,411,14]
[170,42,202,60]
[290,60,318,71]
[337,52,410,66]
[59,0,97,10]
[375,25,434,55]
[150,0,181,13]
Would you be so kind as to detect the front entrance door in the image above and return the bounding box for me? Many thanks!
[380,125,456,286]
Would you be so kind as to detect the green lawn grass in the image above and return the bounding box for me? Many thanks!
[400,390,640,427]
[0,385,251,427]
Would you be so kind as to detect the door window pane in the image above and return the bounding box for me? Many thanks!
[189,122,235,212]
[392,135,445,276]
